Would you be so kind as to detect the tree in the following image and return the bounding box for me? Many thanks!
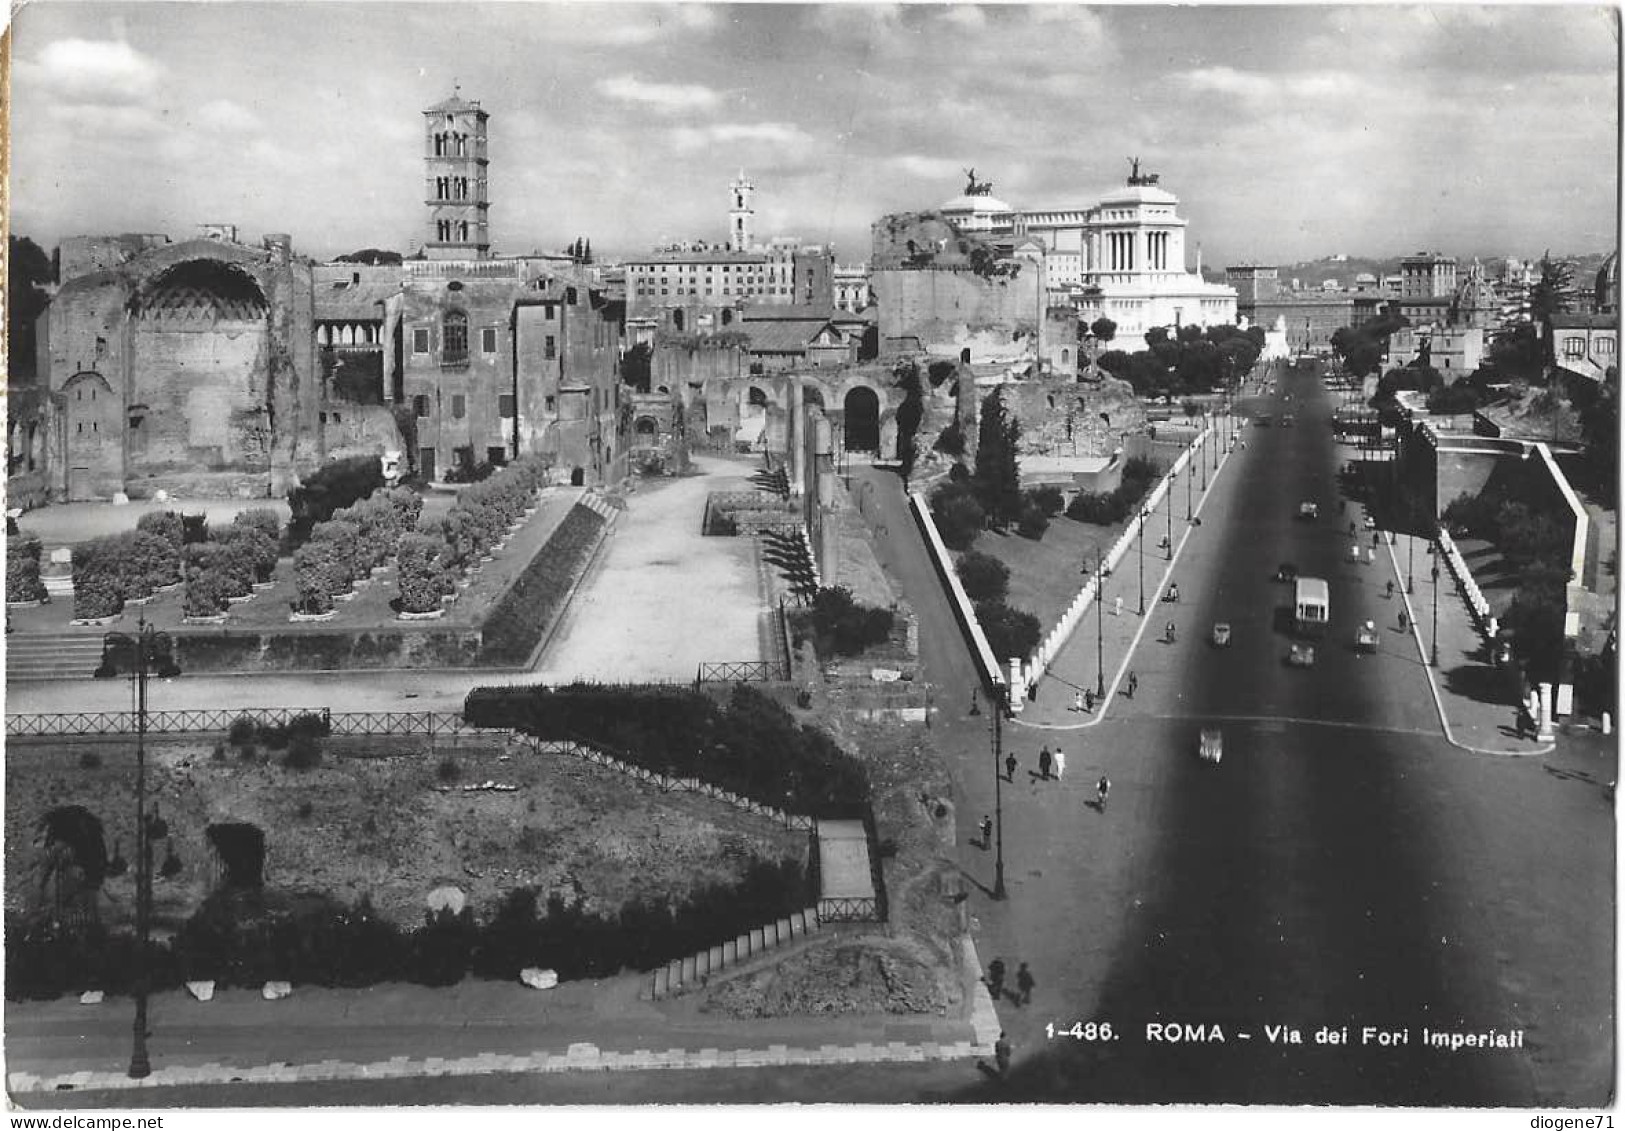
[1096,350,1132,379]
[9,236,53,383]
[1090,317,1117,343]
[956,551,1010,603]
[1529,253,1576,325]
[893,361,924,481]
[973,388,1021,530]
[335,249,402,265]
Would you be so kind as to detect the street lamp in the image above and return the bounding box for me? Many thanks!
[1085,551,1106,697]
[96,619,179,1081]
[1137,507,1147,615]
[990,682,1007,901]
[1165,484,1174,559]
[1186,456,1193,520]
[1431,561,1441,668]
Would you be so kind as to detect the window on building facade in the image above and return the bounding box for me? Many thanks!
[545,335,556,360]
[443,311,469,362]
[498,394,516,418]
[452,394,466,419]
[482,327,499,354]
[1564,336,1586,358]
[545,395,556,413]
[487,446,508,466]
[1598,338,1615,355]
[545,306,556,320]
[413,328,431,354]
[414,394,431,418]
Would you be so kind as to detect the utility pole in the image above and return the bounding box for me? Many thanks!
[1137,507,1146,615]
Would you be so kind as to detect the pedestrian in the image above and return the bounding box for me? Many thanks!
[1005,751,1017,782]
[1349,521,1357,537]
[1113,595,1123,617]
[1097,774,1111,811]
[1127,671,1138,698]
[979,814,993,850]
[986,957,1006,999]
[1372,531,1380,549]
[1073,689,1085,713]
[1399,609,1408,631]
[1015,962,1035,1005]
[1053,748,1066,780]
[1084,688,1095,713]
[1386,580,1394,599]
[1038,746,1053,780]
[1028,680,1038,703]
[1365,547,1375,565]
[994,1031,1012,1079]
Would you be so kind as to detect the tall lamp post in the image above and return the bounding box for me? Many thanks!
[97,620,179,1080]
[1137,507,1147,615]
[1406,492,1417,595]
[1165,484,1174,560]
[990,682,1007,900]
[1430,561,1441,668]
[1186,457,1193,520]
[1085,551,1106,697]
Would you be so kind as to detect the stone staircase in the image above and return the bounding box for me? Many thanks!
[5,631,107,682]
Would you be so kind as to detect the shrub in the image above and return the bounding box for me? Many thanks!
[228,716,258,745]
[291,543,340,616]
[282,735,321,770]
[976,600,1041,663]
[311,520,363,588]
[437,756,461,783]
[384,487,424,535]
[795,586,895,658]
[182,552,231,618]
[1016,501,1051,540]
[6,535,46,603]
[79,750,102,769]
[70,539,124,620]
[929,481,986,551]
[210,533,258,599]
[223,519,279,584]
[287,712,331,741]
[475,505,607,665]
[1065,489,1127,525]
[212,743,227,762]
[136,510,185,549]
[934,418,966,457]
[1025,485,1066,517]
[956,551,1010,604]
[238,742,260,764]
[287,455,384,543]
[396,532,448,614]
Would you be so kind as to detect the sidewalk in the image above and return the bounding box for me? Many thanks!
[7,946,999,1095]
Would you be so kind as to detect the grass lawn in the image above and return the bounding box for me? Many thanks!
[962,514,1126,635]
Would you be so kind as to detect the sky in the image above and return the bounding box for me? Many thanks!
[7,2,1620,269]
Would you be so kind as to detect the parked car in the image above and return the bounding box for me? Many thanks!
[1211,622,1232,647]
[1276,562,1299,583]
[1199,727,1223,765]
[1298,501,1319,520]
[1287,642,1317,668]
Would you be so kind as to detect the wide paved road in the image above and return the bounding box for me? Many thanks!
[952,364,1613,1105]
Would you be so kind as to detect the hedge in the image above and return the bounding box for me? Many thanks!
[395,532,449,614]
[464,682,870,817]
[6,535,46,603]
[71,537,125,620]
[789,586,895,658]
[475,503,607,665]
[5,856,809,999]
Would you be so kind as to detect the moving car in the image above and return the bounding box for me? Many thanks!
[1281,414,1296,427]
[1364,514,1377,530]
[1199,727,1223,765]
[1356,620,1379,652]
[1287,642,1317,668]
[1211,622,1232,647]
[1298,501,1319,520]
[1276,562,1299,583]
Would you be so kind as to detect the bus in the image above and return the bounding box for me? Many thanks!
[1294,577,1330,636]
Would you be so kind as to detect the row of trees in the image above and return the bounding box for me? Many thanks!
[1096,324,1264,399]
[69,510,277,621]
[290,488,424,616]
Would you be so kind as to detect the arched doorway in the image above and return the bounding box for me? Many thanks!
[843,386,880,452]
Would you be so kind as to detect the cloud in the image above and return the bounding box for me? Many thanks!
[193,99,264,133]
[670,122,815,152]
[1177,66,1366,106]
[20,37,163,107]
[885,154,971,183]
[595,74,721,113]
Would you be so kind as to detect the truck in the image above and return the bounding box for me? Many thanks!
[1294,576,1330,636]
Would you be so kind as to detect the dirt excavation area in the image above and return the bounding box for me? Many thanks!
[5,735,807,935]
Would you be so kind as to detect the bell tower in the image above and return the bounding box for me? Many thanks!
[729,169,755,253]
[423,88,490,260]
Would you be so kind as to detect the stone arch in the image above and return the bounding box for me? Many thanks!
[570,466,586,486]
[1061,347,1071,366]
[747,385,770,408]
[843,386,881,452]
[633,416,660,448]
[672,309,685,332]
[803,385,826,409]
[206,822,265,890]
